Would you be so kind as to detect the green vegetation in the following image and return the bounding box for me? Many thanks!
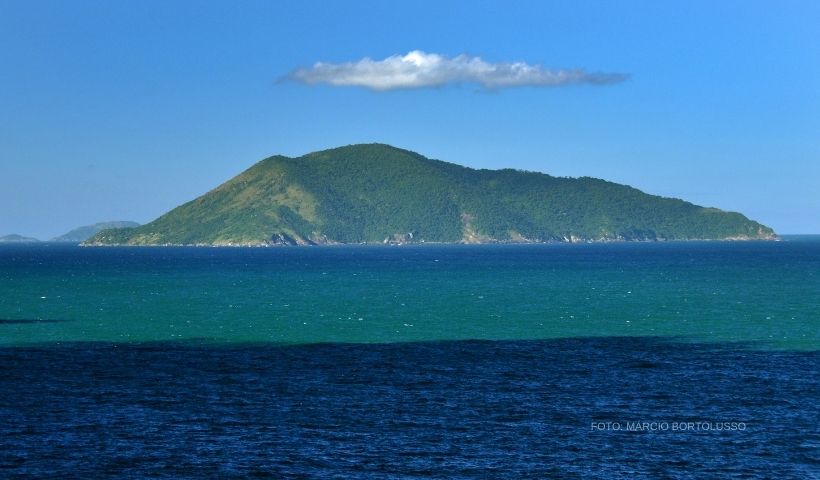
[51,221,140,243]
[86,144,775,246]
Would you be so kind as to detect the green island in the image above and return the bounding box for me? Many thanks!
[86,144,775,246]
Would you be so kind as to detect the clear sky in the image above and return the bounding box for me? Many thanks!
[1,0,818,239]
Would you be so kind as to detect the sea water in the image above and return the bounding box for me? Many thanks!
[1,239,818,477]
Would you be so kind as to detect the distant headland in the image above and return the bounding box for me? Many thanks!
[1,221,140,244]
[52,221,141,243]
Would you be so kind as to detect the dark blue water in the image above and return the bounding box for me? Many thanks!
[1,338,818,478]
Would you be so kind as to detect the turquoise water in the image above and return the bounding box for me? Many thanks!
[2,239,819,477]
[1,239,818,349]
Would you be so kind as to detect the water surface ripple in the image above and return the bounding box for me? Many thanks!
[0,338,817,478]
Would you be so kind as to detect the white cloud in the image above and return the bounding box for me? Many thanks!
[286,50,627,91]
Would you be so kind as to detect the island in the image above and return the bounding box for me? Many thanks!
[85,144,775,246]
[0,234,40,243]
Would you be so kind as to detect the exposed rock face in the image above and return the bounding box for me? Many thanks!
[270,233,298,246]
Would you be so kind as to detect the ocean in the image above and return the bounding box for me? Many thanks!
[1,239,818,478]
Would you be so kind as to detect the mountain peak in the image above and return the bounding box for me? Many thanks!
[301,143,426,162]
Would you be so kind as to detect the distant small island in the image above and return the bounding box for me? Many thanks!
[85,144,775,246]
[0,234,40,243]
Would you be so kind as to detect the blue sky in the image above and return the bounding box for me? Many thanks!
[1,0,818,238]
